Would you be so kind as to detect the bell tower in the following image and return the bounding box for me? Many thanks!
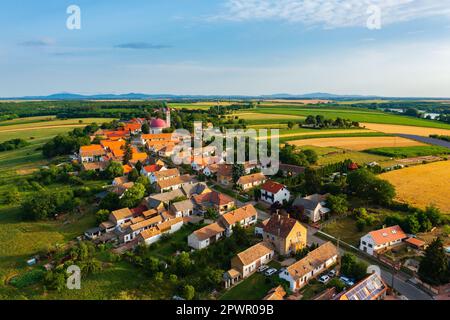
[165,108,171,128]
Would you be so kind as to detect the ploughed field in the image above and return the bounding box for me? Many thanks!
[380,161,450,213]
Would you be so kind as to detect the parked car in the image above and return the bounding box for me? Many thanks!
[328,269,337,278]
[339,276,355,287]
[318,275,330,284]
[258,265,269,273]
[265,268,277,276]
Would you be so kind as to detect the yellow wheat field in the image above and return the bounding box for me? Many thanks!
[362,123,450,137]
[380,161,450,213]
[288,136,424,151]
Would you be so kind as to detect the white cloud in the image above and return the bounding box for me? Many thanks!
[215,0,450,28]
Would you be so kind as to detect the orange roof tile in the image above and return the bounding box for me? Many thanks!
[368,225,407,246]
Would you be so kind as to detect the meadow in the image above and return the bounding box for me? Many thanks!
[244,107,450,129]
[365,146,450,158]
[380,161,450,213]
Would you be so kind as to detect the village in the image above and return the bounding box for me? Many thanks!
[54,108,444,301]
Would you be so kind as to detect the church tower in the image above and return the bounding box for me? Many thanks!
[165,108,171,128]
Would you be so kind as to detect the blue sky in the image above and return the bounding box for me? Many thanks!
[1,0,450,97]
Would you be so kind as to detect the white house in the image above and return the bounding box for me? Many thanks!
[109,208,134,227]
[138,217,184,246]
[279,242,338,292]
[218,204,258,237]
[260,180,290,205]
[141,164,166,178]
[187,222,225,250]
[359,225,407,256]
[293,194,330,223]
[224,242,274,288]
[170,199,195,218]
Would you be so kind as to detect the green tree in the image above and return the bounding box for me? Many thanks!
[99,192,121,211]
[4,187,20,205]
[326,194,348,215]
[303,149,318,164]
[104,161,124,179]
[287,121,294,129]
[123,142,133,165]
[95,209,110,223]
[327,278,346,293]
[232,163,245,184]
[182,285,195,300]
[128,168,140,182]
[141,122,150,134]
[418,238,449,285]
[120,183,146,208]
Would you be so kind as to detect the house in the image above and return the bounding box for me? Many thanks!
[170,199,195,218]
[263,286,287,300]
[158,144,176,158]
[218,204,258,236]
[79,145,106,163]
[260,180,290,205]
[255,218,269,236]
[188,222,225,250]
[156,174,194,193]
[82,161,108,172]
[141,164,166,178]
[243,161,259,174]
[217,164,233,186]
[224,242,274,288]
[130,152,148,164]
[145,189,186,209]
[262,214,307,255]
[293,194,331,223]
[120,215,164,243]
[112,176,129,186]
[138,217,184,246]
[122,164,133,174]
[236,173,266,191]
[278,164,305,177]
[192,191,235,215]
[279,242,338,292]
[150,168,180,184]
[337,273,387,300]
[359,225,407,256]
[181,182,211,197]
[203,163,219,177]
[112,181,134,197]
[109,208,134,227]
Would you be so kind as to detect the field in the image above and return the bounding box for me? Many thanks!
[362,123,450,136]
[380,161,450,213]
[247,107,450,129]
[296,146,392,166]
[365,146,450,158]
[287,136,424,151]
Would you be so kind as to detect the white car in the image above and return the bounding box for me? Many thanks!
[264,268,277,276]
[258,265,269,273]
[327,269,337,278]
[318,275,330,284]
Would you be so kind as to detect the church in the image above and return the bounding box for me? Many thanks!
[148,108,171,134]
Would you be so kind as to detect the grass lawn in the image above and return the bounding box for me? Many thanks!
[321,208,396,246]
[365,146,450,158]
[220,272,273,300]
[295,145,391,166]
[300,279,326,300]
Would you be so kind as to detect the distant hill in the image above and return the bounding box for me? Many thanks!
[0,92,448,101]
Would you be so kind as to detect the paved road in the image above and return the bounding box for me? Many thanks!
[306,226,433,300]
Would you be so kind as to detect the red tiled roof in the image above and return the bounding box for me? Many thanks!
[368,225,407,246]
[261,180,285,194]
[193,191,234,206]
[263,214,302,238]
[143,165,162,173]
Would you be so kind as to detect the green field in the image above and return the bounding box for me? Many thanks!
[296,146,391,166]
[365,146,450,158]
[248,107,450,129]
